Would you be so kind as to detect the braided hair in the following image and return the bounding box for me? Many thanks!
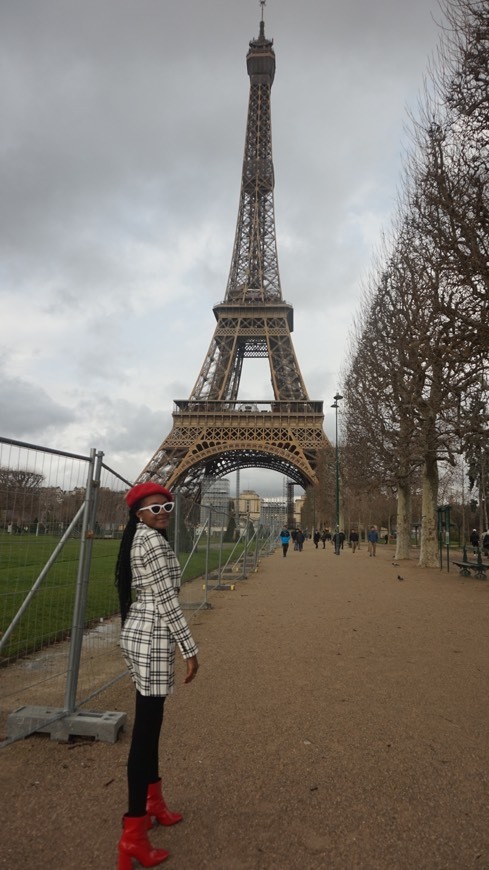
[115,505,169,626]
[115,508,139,626]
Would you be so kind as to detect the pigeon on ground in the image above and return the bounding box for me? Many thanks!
[397,574,404,581]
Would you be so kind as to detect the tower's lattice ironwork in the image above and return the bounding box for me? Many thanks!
[139,14,332,494]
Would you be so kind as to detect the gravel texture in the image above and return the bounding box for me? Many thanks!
[2,541,489,869]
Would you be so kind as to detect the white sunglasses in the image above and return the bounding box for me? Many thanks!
[138,502,174,515]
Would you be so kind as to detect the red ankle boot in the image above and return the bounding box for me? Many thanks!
[118,814,169,869]
[146,779,183,827]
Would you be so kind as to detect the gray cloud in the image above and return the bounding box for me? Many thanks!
[0,373,75,437]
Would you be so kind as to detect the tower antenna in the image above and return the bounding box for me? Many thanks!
[260,0,266,22]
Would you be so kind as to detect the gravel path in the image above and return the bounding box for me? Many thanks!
[2,541,489,869]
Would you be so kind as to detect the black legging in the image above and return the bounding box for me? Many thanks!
[127,691,166,816]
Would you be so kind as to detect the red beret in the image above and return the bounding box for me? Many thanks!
[125,482,173,509]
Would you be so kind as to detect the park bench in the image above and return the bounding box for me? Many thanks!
[453,551,489,580]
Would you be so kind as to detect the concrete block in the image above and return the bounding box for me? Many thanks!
[7,705,127,744]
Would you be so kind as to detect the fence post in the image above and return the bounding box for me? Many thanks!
[64,449,103,714]
[242,512,250,577]
[173,489,181,559]
[204,507,212,606]
[253,524,260,571]
[217,512,225,581]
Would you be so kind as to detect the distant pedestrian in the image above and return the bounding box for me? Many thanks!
[339,530,345,550]
[349,529,359,553]
[321,530,327,549]
[279,527,291,557]
[296,529,305,552]
[313,530,320,549]
[470,528,479,554]
[368,525,379,557]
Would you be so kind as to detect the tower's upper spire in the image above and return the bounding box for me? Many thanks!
[247,2,275,85]
[222,3,280,305]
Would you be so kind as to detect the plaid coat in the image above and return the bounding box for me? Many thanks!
[119,524,198,696]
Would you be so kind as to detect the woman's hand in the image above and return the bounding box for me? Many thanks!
[184,655,199,684]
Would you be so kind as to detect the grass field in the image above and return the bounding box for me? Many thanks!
[0,534,245,662]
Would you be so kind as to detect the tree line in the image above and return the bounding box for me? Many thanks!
[0,467,126,533]
[300,1,487,560]
[339,0,488,566]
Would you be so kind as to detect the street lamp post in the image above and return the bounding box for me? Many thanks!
[331,393,343,555]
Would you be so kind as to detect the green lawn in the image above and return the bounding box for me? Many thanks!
[0,534,247,662]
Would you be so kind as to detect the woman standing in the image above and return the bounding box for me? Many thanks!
[115,482,199,869]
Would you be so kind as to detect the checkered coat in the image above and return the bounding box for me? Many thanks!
[119,524,198,696]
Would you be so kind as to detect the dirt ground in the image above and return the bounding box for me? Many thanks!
[2,540,489,870]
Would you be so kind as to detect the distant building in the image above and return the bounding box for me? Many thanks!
[237,489,261,525]
[295,495,306,527]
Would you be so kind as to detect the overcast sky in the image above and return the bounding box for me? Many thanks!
[0,0,444,495]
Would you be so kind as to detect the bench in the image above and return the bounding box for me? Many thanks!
[453,560,489,580]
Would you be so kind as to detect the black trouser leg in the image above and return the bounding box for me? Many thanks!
[127,691,165,816]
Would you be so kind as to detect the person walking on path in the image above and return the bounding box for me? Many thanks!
[313,530,321,549]
[368,525,379,557]
[279,527,291,557]
[115,482,199,869]
[296,529,305,552]
[349,528,359,553]
[470,528,480,554]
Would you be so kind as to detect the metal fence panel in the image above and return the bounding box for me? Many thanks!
[0,437,278,744]
[64,458,130,713]
[0,439,130,742]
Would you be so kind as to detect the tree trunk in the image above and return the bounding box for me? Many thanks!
[481,454,488,533]
[395,481,411,560]
[419,455,439,568]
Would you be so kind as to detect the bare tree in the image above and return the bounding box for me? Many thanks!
[0,468,45,491]
[342,242,427,561]
[399,0,489,561]
[0,467,45,528]
[301,446,336,532]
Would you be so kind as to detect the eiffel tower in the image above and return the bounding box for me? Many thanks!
[139,8,331,495]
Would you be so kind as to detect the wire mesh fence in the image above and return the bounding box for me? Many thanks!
[0,436,279,745]
[170,492,265,604]
[0,439,131,742]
